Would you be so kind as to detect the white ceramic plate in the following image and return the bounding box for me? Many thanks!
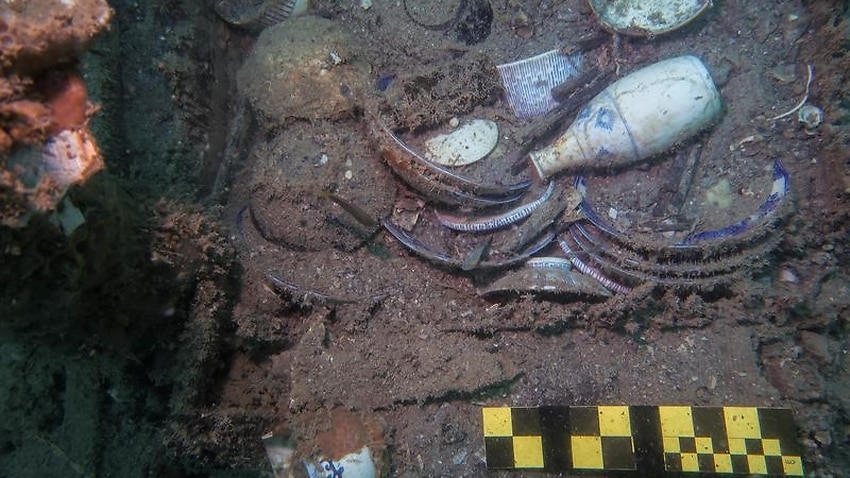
[588,0,711,36]
[424,119,499,167]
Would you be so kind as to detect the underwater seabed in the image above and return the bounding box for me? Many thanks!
[1,0,849,476]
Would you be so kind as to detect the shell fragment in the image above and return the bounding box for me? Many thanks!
[424,119,498,167]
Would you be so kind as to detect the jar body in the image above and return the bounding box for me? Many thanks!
[529,55,722,178]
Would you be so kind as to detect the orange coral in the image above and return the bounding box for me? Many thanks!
[0,128,11,150]
[0,99,52,145]
[0,71,95,149]
[0,0,111,227]
[44,71,89,133]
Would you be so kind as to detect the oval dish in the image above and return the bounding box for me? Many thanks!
[588,0,711,37]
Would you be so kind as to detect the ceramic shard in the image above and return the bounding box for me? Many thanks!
[497,49,582,119]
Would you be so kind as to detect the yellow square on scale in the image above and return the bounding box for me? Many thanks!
[659,406,695,437]
[783,456,805,476]
[513,435,544,468]
[762,438,782,456]
[728,438,747,455]
[571,435,603,469]
[598,406,632,436]
[680,452,699,472]
[724,407,761,439]
[663,436,680,453]
[747,454,767,474]
[713,453,733,472]
[482,408,513,437]
[695,436,714,454]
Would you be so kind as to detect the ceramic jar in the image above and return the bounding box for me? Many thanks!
[529,55,722,178]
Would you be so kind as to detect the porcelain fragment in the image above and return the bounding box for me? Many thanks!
[424,119,498,167]
[589,0,711,36]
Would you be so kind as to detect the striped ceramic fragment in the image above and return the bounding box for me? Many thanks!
[497,49,582,119]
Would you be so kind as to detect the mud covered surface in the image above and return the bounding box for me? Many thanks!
[3,0,850,477]
[207,0,850,476]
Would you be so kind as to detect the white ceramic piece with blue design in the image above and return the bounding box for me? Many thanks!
[529,55,722,179]
[303,445,376,478]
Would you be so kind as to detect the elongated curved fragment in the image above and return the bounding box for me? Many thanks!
[373,122,530,207]
[680,161,790,244]
[563,160,793,289]
[566,221,784,288]
[435,181,555,232]
[266,272,360,305]
[558,236,632,294]
[479,259,611,299]
[381,219,554,271]
[526,256,573,271]
[501,182,582,253]
[565,222,781,286]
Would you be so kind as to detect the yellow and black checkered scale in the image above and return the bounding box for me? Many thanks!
[482,406,804,476]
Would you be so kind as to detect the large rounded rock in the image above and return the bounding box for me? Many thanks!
[237,16,369,124]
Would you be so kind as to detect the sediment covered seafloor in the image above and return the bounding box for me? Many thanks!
[1,0,849,476]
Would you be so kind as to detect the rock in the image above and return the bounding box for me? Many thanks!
[0,0,111,227]
[237,16,369,124]
[0,0,112,77]
[760,342,824,401]
[798,331,833,365]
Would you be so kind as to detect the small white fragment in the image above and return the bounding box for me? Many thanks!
[49,197,86,236]
[344,170,353,180]
[778,268,799,283]
[424,119,499,167]
[262,433,295,478]
[449,117,460,128]
[733,134,763,151]
[798,104,823,130]
[607,207,618,220]
[360,0,372,9]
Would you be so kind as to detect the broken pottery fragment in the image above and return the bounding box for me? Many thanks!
[424,119,499,167]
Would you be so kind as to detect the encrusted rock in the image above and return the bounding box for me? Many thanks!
[0,0,111,227]
[237,16,369,124]
[0,0,112,76]
[761,341,825,401]
[798,331,834,366]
